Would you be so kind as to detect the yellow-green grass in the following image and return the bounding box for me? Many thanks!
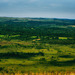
[59,37,67,39]
[0,38,75,73]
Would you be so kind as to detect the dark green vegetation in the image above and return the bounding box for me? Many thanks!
[0,17,75,73]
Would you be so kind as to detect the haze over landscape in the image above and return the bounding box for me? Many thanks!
[0,0,75,19]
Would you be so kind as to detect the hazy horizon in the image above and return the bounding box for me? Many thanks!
[0,0,75,19]
[0,16,75,20]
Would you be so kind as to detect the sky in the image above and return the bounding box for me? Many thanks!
[0,0,75,19]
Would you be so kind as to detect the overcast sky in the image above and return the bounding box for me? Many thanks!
[0,0,75,19]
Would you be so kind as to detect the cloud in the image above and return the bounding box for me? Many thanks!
[0,0,75,19]
[0,0,38,3]
[29,0,38,2]
[0,0,9,2]
[0,0,15,3]
[50,3,62,7]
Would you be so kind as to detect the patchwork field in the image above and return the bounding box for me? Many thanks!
[0,17,75,73]
[0,35,75,73]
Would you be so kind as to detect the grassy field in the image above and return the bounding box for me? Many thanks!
[0,72,75,75]
[0,35,75,73]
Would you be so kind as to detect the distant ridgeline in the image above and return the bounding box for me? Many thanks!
[0,17,75,40]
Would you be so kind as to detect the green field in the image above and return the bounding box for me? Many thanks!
[0,17,75,73]
[0,35,75,73]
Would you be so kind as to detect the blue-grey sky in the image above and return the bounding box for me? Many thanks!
[0,0,75,19]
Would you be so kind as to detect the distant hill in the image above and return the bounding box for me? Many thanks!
[0,17,75,22]
[0,17,75,39]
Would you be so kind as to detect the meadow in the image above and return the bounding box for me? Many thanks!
[0,17,75,73]
[0,35,75,73]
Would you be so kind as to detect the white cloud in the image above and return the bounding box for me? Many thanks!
[0,0,9,2]
[0,0,38,3]
[0,0,17,3]
[50,3,62,7]
[28,0,38,3]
